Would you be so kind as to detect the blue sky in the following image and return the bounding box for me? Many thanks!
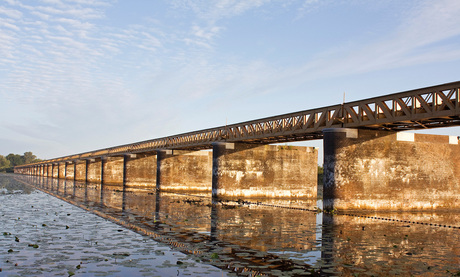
[1,0,460,162]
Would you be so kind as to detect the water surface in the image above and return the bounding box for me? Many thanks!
[2,174,460,276]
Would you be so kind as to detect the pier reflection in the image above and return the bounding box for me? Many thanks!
[15,175,460,276]
[23,175,323,276]
[321,212,460,275]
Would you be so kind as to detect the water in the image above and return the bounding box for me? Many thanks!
[1,174,460,276]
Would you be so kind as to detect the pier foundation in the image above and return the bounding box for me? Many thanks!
[75,160,87,182]
[65,162,75,180]
[212,143,318,198]
[124,152,157,188]
[87,159,101,183]
[323,128,460,211]
[102,156,124,185]
[156,150,212,192]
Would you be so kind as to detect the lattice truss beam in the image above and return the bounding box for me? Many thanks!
[18,81,460,167]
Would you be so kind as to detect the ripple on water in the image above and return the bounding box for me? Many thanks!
[0,176,230,276]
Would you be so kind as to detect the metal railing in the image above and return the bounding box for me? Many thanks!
[15,81,460,169]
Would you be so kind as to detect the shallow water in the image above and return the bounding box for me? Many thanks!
[2,174,460,276]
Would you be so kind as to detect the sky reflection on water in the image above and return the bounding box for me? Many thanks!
[2,174,460,276]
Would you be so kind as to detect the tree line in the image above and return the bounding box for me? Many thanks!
[0,152,41,173]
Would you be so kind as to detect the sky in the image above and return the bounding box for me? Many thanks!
[1,0,460,163]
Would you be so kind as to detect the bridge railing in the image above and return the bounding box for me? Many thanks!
[15,81,460,168]
[342,82,460,129]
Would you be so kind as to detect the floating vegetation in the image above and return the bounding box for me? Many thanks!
[0,175,228,276]
[113,252,130,257]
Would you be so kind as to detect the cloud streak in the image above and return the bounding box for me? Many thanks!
[1,0,459,159]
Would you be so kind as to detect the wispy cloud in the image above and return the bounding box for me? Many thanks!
[1,0,459,158]
[171,0,270,23]
[287,0,460,82]
[0,5,23,19]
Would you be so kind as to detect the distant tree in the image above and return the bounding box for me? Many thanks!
[4,152,41,169]
[0,155,11,170]
[6,154,24,167]
[23,152,37,164]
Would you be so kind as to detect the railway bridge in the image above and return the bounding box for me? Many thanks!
[15,81,460,210]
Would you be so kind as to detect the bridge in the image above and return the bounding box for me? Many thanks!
[15,81,460,211]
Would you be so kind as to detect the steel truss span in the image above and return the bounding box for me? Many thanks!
[17,81,460,167]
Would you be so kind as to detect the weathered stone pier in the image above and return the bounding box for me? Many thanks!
[15,81,460,211]
[323,129,460,211]
[18,145,318,199]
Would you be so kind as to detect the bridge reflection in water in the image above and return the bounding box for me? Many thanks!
[16,175,460,276]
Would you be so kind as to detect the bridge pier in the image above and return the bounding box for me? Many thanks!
[103,156,124,185]
[212,142,318,198]
[58,162,65,179]
[323,128,460,211]
[65,162,73,180]
[46,164,51,177]
[75,160,87,182]
[59,162,65,179]
[124,152,157,188]
[156,150,212,192]
[52,163,59,178]
[87,159,102,183]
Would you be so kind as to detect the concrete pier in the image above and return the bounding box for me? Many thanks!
[75,160,87,182]
[103,156,124,185]
[52,164,59,178]
[212,143,318,198]
[124,152,157,188]
[65,162,75,180]
[47,165,52,177]
[87,159,101,183]
[323,128,460,211]
[59,163,65,179]
[157,150,212,192]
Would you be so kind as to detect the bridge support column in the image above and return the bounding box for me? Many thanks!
[87,159,101,183]
[47,164,52,177]
[53,163,59,178]
[156,150,212,192]
[65,162,74,180]
[59,162,66,179]
[323,128,460,211]
[124,152,157,188]
[212,142,318,198]
[75,160,87,182]
[102,156,124,185]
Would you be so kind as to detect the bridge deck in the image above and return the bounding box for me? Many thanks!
[17,81,460,166]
